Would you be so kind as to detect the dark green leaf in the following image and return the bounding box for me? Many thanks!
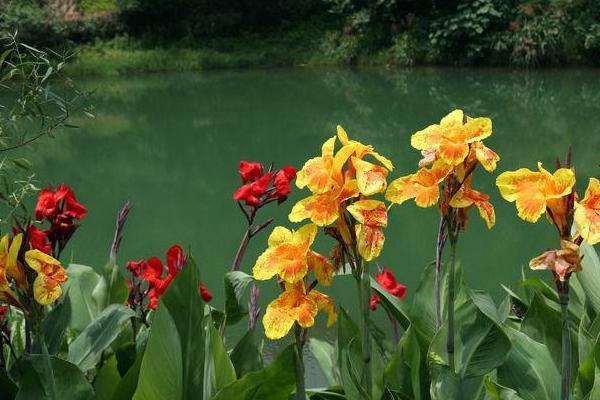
[309,338,339,386]
[64,264,102,331]
[211,346,296,400]
[93,356,121,400]
[42,299,71,355]
[370,277,410,330]
[230,328,264,378]
[483,376,524,400]
[68,304,136,371]
[224,271,254,325]
[203,321,236,398]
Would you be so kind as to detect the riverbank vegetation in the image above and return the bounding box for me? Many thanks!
[1,0,600,75]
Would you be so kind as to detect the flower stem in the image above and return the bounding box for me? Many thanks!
[357,259,372,394]
[435,216,447,330]
[294,324,306,400]
[447,228,458,369]
[559,281,571,400]
[231,228,251,272]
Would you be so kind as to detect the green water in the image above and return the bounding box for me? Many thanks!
[28,67,600,383]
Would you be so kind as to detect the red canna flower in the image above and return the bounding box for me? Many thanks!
[370,268,406,311]
[142,257,165,286]
[126,260,146,277]
[166,244,186,276]
[27,225,52,255]
[199,283,212,302]
[239,161,264,184]
[234,172,272,207]
[271,165,297,203]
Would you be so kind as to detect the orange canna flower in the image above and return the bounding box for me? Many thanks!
[0,234,24,307]
[496,162,575,224]
[253,224,333,285]
[449,177,496,228]
[289,180,359,226]
[411,109,493,167]
[385,161,452,208]
[347,200,388,261]
[574,178,600,245]
[262,281,336,340]
[529,240,582,282]
[296,136,339,194]
[25,249,68,306]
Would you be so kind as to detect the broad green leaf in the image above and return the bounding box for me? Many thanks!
[203,321,236,399]
[309,338,339,386]
[484,376,524,400]
[370,277,410,330]
[337,308,370,400]
[230,328,264,378]
[429,365,485,400]
[93,356,121,400]
[0,370,17,399]
[429,295,511,378]
[211,346,296,400]
[15,355,94,400]
[64,264,102,331]
[224,271,254,325]
[383,326,421,400]
[307,386,346,399]
[68,304,136,371]
[576,243,600,313]
[111,348,144,400]
[497,328,560,400]
[93,257,129,312]
[42,299,71,354]
[519,293,564,369]
[133,257,206,400]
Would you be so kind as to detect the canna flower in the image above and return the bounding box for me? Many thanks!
[271,165,297,203]
[529,240,582,282]
[234,162,297,207]
[449,177,495,228]
[411,109,493,167]
[574,178,600,245]
[370,268,407,311]
[25,249,67,306]
[27,225,52,255]
[262,281,336,340]
[289,180,359,226]
[385,161,452,208]
[347,200,388,261]
[234,173,272,207]
[199,283,213,302]
[0,234,24,306]
[496,162,575,224]
[239,161,264,184]
[253,224,333,285]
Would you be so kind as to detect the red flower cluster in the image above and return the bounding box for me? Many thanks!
[370,268,407,311]
[126,245,212,310]
[233,161,297,207]
[31,184,87,256]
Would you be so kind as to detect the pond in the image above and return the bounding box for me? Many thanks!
[29,67,600,385]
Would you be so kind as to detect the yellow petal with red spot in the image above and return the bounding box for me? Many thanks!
[496,168,542,202]
[292,223,318,246]
[471,142,499,172]
[296,156,336,194]
[575,178,600,245]
[355,224,385,262]
[370,151,394,171]
[538,163,575,199]
[308,290,337,327]
[321,136,336,158]
[411,124,444,151]
[385,175,418,205]
[351,157,388,195]
[450,184,495,228]
[307,251,334,286]
[262,283,318,339]
[6,234,26,289]
[25,249,67,306]
[337,125,350,145]
[347,200,388,228]
[476,201,496,229]
[460,117,492,143]
[268,226,293,247]
[262,303,295,340]
[438,141,469,166]
[289,180,359,226]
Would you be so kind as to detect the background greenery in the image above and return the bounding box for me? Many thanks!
[1,0,600,75]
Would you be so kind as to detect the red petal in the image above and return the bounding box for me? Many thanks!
[166,245,186,276]
[239,161,264,184]
[199,283,212,302]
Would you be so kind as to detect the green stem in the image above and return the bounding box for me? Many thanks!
[357,259,372,394]
[447,231,458,369]
[559,282,571,400]
[294,325,306,400]
[435,216,446,330]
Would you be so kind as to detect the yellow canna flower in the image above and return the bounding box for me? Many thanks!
[25,249,67,306]
[529,240,582,282]
[296,136,338,194]
[468,141,500,172]
[351,156,389,196]
[411,109,492,167]
[449,178,496,229]
[385,161,452,208]
[496,162,575,223]
[253,224,333,285]
[0,234,25,306]
[289,180,359,226]
[347,200,388,261]
[574,178,600,245]
[336,125,394,172]
[262,281,336,340]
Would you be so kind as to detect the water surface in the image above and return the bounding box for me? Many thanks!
[28,67,600,383]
